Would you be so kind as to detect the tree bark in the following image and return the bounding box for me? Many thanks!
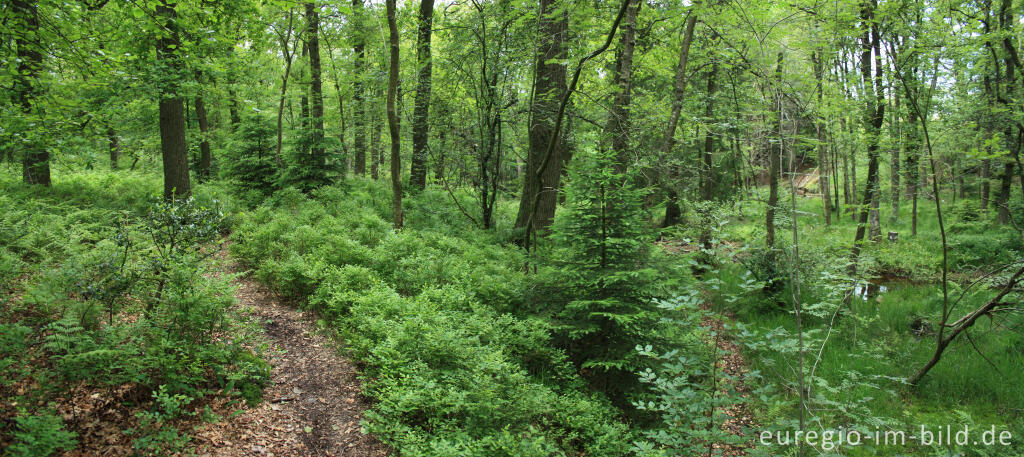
[352,0,367,176]
[849,0,885,273]
[371,98,382,180]
[410,0,435,190]
[386,0,403,229]
[513,0,568,231]
[767,53,784,249]
[997,160,1014,224]
[660,9,698,227]
[194,95,212,182]
[981,158,991,211]
[107,125,120,170]
[812,48,832,225]
[156,0,191,200]
[605,0,640,173]
[13,0,50,186]
[306,2,326,171]
[275,11,295,168]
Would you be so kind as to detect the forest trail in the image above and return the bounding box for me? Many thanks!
[190,250,390,457]
[701,306,758,457]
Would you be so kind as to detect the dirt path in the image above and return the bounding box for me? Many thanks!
[190,256,390,457]
[701,306,758,457]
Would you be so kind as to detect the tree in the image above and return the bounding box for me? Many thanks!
[12,0,51,186]
[306,2,326,173]
[605,0,640,174]
[410,0,435,190]
[513,0,568,232]
[386,0,403,229]
[352,0,367,176]
[660,8,699,227]
[155,0,192,200]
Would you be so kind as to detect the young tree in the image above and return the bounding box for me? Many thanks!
[352,0,367,176]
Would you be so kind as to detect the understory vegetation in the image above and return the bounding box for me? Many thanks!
[0,172,268,456]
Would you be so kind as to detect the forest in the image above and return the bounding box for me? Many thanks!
[1,0,1023,455]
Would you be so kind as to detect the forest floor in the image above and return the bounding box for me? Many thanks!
[701,305,757,457]
[188,249,390,457]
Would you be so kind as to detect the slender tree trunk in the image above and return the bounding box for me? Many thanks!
[605,0,640,173]
[699,60,718,249]
[660,8,698,226]
[13,0,50,186]
[194,95,212,182]
[410,0,435,190]
[352,0,367,176]
[812,48,832,225]
[107,125,120,170]
[513,0,568,230]
[371,100,382,180]
[386,0,403,229]
[849,0,885,272]
[275,11,295,168]
[156,0,191,200]
[997,160,1014,224]
[981,158,991,210]
[767,53,784,249]
[306,2,326,173]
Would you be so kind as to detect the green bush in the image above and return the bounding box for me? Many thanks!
[6,410,77,457]
[229,181,633,456]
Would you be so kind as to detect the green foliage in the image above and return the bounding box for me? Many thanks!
[546,148,662,402]
[220,113,279,204]
[6,410,77,457]
[229,180,633,456]
[0,171,266,454]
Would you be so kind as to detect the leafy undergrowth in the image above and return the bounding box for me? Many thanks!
[230,182,635,456]
[0,170,268,456]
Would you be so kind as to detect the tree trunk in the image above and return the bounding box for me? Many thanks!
[513,0,568,231]
[997,160,1014,224]
[410,0,435,190]
[767,53,784,249]
[849,0,885,272]
[386,0,403,229]
[306,2,326,172]
[981,158,991,211]
[660,8,698,226]
[275,11,295,168]
[812,48,832,225]
[108,125,120,170]
[605,0,640,173]
[352,0,367,176]
[371,99,382,180]
[156,0,191,200]
[13,0,50,186]
[194,95,212,182]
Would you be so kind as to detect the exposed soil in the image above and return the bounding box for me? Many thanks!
[187,254,390,457]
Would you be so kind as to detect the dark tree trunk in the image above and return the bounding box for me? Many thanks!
[997,160,1014,224]
[299,42,310,141]
[700,61,717,203]
[605,0,640,173]
[353,0,367,176]
[371,99,382,180]
[513,0,568,231]
[156,0,191,200]
[660,9,697,227]
[410,0,435,190]
[849,0,885,272]
[108,126,120,170]
[812,48,832,225]
[981,158,991,210]
[275,11,295,168]
[386,0,403,229]
[194,95,212,182]
[13,0,50,186]
[307,2,326,170]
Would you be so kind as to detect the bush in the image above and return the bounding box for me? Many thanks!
[6,410,77,457]
[229,183,633,456]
